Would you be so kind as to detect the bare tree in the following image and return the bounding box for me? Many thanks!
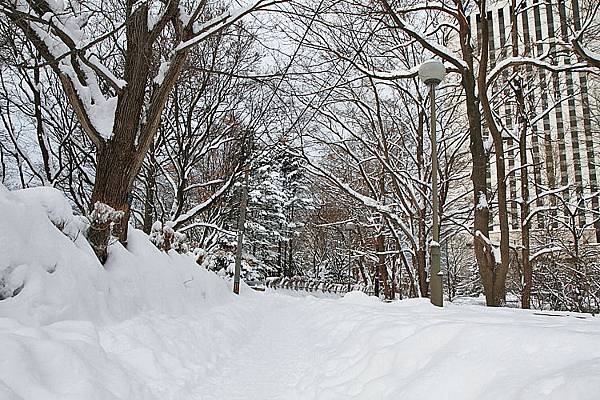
[1,0,282,262]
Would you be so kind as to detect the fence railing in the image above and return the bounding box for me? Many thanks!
[265,276,374,296]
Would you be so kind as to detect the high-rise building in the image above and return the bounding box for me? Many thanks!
[470,0,599,242]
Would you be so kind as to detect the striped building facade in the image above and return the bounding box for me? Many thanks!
[470,0,600,242]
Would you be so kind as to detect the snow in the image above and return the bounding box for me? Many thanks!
[90,202,123,225]
[486,55,588,84]
[12,186,75,230]
[153,61,170,86]
[85,94,118,140]
[175,0,273,52]
[352,65,419,80]
[483,135,494,152]
[0,184,230,326]
[1,184,600,399]
[476,191,488,210]
[17,0,119,140]
[475,230,502,265]
[529,247,563,262]
[58,62,117,140]
[88,55,127,89]
[492,245,502,265]
[181,295,600,399]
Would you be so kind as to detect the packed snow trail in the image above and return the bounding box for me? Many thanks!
[4,288,600,400]
[100,290,600,400]
[194,296,327,400]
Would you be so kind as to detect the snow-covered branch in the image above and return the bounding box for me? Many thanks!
[172,173,238,229]
[175,0,284,52]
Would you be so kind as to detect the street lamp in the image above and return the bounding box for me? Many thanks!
[419,59,446,307]
[345,221,356,292]
[233,165,249,295]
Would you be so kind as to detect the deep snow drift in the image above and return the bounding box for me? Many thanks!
[1,185,599,400]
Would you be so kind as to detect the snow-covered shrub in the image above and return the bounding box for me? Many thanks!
[150,221,167,250]
[150,221,188,253]
[172,231,188,253]
[195,240,271,283]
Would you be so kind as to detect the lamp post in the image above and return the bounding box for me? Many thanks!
[233,134,252,295]
[345,221,356,292]
[233,165,249,295]
[418,59,446,307]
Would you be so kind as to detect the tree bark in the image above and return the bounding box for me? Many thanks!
[376,230,392,299]
[515,81,532,308]
[142,148,157,234]
[32,56,52,184]
[510,0,532,308]
[478,6,510,306]
[89,142,136,260]
[464,60,501,305]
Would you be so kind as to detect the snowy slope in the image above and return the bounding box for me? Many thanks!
[0,184,249,399]
[0,184,232,326]
[1,185,599,400]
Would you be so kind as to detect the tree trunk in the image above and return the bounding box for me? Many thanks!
[400,252,417,297]
[415,248,428,297]
[506,0,532,308]
[391,256,397,299]
[464,70,497,305]
[87,4,152,261]
[377,230,392,299]
[515,82,532,308]
[32,57,52,184]
[142,154,156,234]
[478,2,510,306]
[89,142,137,261]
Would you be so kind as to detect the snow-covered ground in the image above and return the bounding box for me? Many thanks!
[1,185,600,400]
[187,292,600,400]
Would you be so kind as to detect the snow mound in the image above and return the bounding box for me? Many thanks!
[0,184,232,326]
[0,184,248,399]
[13,186,76,231]
[340,290,380,305]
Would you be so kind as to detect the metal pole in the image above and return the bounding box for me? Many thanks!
[429,83,443,307]
[347,247,351,292]
[233,166,249,295]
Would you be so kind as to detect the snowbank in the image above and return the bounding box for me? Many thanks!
[0,185,232,326]
[0,184,254,399]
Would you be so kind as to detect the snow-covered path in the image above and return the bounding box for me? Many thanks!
[196,296,326,400]
[3,287,600,400]
[124,291,600,400]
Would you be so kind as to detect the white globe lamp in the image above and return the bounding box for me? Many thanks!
[418,59,446,86]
